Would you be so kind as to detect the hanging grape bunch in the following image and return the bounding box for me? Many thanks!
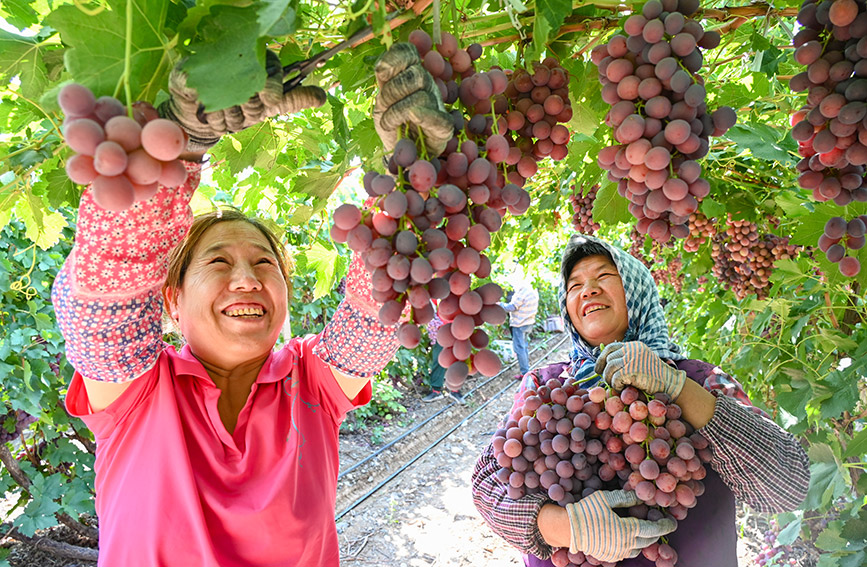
[332,31,574,391]
[569,185,601,234]
[58,84,189,211]
[491,378,712,567]
[708,216,801,299]
[651,255,685,292]
[502,58,574,182]
[591,0,736,242]
[0,409,37,444]
[683,211,716,252]
[789,0,867,276]
[817,216,866,276]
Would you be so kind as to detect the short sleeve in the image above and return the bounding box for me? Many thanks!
[65,359,161,441]
[297,334,372,425]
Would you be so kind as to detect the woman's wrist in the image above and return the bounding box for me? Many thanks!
[538,503,571,549]
[673,378,716,429]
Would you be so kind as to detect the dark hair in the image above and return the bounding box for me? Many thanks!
[163,208,293,303]
[560,235,615,284]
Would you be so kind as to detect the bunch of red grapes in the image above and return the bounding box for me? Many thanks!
[58,84,188,211]
[754,519,799,567]
[0,409,37,444]
[651,255,685,292]
[790,0,867,207]
[709,217,801,299]
[817,215,866,275]
[591,0,736,242]
[492,378,711,567]
[569,185,601,234]
[331,31,573,389]
[788,0,867,277]
[683,211,716,252]
[502,59,574,181]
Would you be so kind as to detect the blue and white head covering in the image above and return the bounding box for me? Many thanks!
[558,234,684,385]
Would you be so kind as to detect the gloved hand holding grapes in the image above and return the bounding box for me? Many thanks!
[373,42,454,156]
[159,50,327,152]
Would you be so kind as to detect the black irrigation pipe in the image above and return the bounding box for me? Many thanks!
[337,333,561,481]
[335,333,570,521]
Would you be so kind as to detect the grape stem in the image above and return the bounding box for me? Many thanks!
[122,0,133,115]
[72,0,106,16]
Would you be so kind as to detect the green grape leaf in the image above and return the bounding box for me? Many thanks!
[843,427,867,459]
[1,0,40,29]
[592,182,630,225]
[532,0,571,58]
[0,29,49,99]
[724,123,797,165]
[296,239,343,299]
[45,0,172,103]
[182,4,265,111]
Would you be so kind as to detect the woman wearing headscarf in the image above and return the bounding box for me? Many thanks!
[471,234,810,566]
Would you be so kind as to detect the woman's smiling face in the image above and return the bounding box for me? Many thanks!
[165,220,288,369]
[565,254,629,348]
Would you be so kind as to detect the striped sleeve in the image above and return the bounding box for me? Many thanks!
[697,379,810,513]
[471,442,554,559]
[508,286,539,327]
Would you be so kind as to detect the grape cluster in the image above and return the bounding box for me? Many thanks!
[683,212,716,252]
[58,83,188,211]
[569,185,601,234]
[629,227,655,269]
[492,379,712,567]
[0,410,37,444]
[710,217,801,299]
[332,31,572,389]
[754,519,799,567]
[790,0,867,207]
[502,58,574,179]
[651,255,685,292]
[591,0,736,242]
[818,215,866,275]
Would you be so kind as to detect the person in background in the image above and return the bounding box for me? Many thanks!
[500,272,540,378]
[471,234,810,566]
[422,310,465,404]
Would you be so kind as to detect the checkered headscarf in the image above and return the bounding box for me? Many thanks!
[557,235,684,385]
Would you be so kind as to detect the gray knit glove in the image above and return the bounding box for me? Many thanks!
[373,43,453,156]
[159,50,327,152]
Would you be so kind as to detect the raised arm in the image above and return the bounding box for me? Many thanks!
[52,164,201,407]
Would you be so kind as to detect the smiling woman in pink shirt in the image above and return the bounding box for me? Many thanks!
[51,43,454,566]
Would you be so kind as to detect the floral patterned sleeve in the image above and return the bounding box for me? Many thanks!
[51,164,201,383]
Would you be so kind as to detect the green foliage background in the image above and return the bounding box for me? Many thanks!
[1,0,866,564]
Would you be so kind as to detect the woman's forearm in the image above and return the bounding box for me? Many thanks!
[674,377,716,429]
[537,503,571,549]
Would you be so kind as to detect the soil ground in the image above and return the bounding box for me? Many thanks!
[2,332,817,567]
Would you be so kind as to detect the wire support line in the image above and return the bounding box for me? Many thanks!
[335,333,569,521]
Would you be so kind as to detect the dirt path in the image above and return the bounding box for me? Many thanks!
[335,335,568,567]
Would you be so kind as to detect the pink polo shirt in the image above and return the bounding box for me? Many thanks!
[66,334,370,567]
